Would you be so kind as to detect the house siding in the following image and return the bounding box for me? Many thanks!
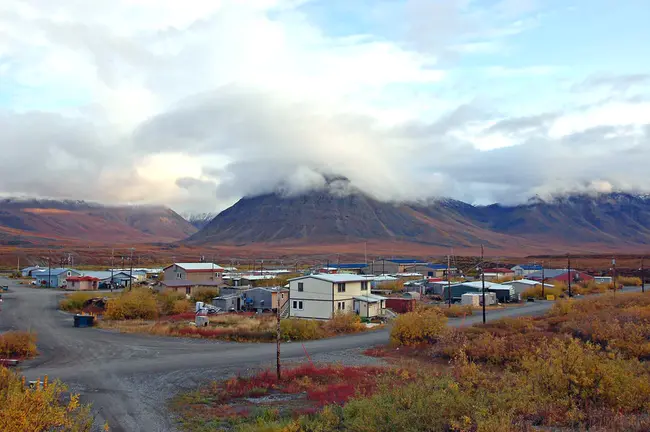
[163,265,223,283]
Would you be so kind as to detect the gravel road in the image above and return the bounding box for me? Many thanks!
[0,277,619,431]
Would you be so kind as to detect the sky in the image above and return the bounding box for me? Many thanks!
[1,0,649,213]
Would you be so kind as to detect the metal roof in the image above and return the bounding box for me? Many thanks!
[165,263,224,271]
[513,264,543,270]
[387,259,427,264]
[513,279,554,286]
[32,268,79,276]
[329,263,368,269]
[353,294,387,303]
[290,274,369,283]
[21,266,42,272]
[527,269,569,279]
[427,263,449,270]
[162,280,221,287]
[82,271,133,280]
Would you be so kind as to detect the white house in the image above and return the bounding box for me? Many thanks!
[510,279,555,295]
[511,264,543,277]
[288,274,385,319]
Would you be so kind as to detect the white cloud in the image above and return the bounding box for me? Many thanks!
[0,0,648,214]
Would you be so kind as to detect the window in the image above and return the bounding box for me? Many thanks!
[361,281,368,291]
[176,272,183,279]
[337,301,346,310]
[299,301,303,310]
[185,287,191,295]
[337,283,346,293]
[292,300,303,310]
[298,282,304,292]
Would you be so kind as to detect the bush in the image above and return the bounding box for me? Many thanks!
[617,276,642,287]
[573,280,611,295]
[280,319,324,341]
[190,288,220,304]
[171,299,192,315]
[521,284,563,299]
[381,280,404,292]
[0,331,37,359]
[105,289,158,320]
[0,367,93,431]
[322,312,364,334]
[439,304,473,318]
[59,292,97,312]
[157,291,187,315]
[390,307,447,346]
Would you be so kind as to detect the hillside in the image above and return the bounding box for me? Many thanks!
[0,198,197,244]
[188,190,650,252]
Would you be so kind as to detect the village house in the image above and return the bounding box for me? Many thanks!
[288,274,386,320]
[509,279,555,295]
[163,263,224,284]
[160,280,221,296]
[320,263,369,275]
[527,269,594,284]
[482,267,515,281]
[32,268,82,288]
[370,259,430,275]
[21,266,43,277]
[65,276,99,291]
[82,271,134,287]
[213,287,289,313]
[511,264,543,277]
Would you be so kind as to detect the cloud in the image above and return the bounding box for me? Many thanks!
[0,0,649,214]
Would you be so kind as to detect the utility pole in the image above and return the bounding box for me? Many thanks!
[47,250,51,289]
[364,242,367,265]
[447,254,451,308]
[642,257,645,293]
[110,249,114,288]
[481,245,486,323]
[612,257,616,295]
[276,280,282,380]
[541,261,545,299]
[129,248,135,290]
[567,254,572,297]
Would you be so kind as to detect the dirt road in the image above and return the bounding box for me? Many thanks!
[0,278,560,431]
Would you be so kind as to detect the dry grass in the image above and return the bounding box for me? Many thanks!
[0,331,37,359]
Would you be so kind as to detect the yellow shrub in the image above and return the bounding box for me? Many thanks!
[280,319,324,341]
[190,288,220,304]
[439,304,473,318]
[105,289,158,320]
[0,367,93,431]
[171,299,192,315]
[617,276,642,286]
[322,312,364,334]
[390,308,447,346]
[521,284,563,299]
[0,331,37,359]
[157,291,186,315]
[59,292,98,312]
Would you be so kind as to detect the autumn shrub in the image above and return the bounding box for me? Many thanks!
[0,367,93,431]
[190,288,220,304]
[157,290,186,315]
[438,304,473,318]
[104,288,158,320]
[280,318,324,341]
[617,276,642,286]
[521,284,563,299]
[573,280,610,295]
[322,312,364,334]
[520,338,650,423]
[390,307,447,346]
[381,280,404,292]
[0,331,37,359]
[58,292,101,312]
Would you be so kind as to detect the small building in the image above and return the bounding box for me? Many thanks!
[66,276,99,291]
[82,271,134,287]
[510,279,555,295]
[32,268,82,288]
[354,294,387,318]
[21,266,43,277]
[594,276,613,284]
[241,287,289,311]
[425,263,456,278]
[213,294,241,312]
[323,263,369,275]
[161,280,221,296]
[511,264,543,277]
[369,259,429,275]
[385,297,416,314]
[527,269,594,284]
[482,268,515,281]
[288,274,377,319]
[163,263,224,284]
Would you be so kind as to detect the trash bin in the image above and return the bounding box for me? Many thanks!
[74,314,95,328]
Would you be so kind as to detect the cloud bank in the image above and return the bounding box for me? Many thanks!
[0,0,649,213]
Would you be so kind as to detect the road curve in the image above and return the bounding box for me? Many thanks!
[0,277,622,431]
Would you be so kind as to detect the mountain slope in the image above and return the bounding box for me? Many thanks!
[0,199,197,244]
[188,191,650,251]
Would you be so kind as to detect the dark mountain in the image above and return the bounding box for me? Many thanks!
[0,198,197,244]
[184,213,217,230]
[188,190,650,251]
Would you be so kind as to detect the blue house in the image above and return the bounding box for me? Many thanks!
[32,268,81,288]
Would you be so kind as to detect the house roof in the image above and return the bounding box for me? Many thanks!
[328,263,368,269]
[162,280,221,287]
[527,269,570,279]
[387,259,427,264]
[460,281,498,289]
[427,263,449,270]
[32,268,79,277]
[513,279,554,287]
[82,271,134,280]
[164,263,224,272]
[66,276,100,282]
[290,274,369,283]
[354,294,387,303]
[21,266,42,272]
[483,268,514,273]
[514,264,543,270]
